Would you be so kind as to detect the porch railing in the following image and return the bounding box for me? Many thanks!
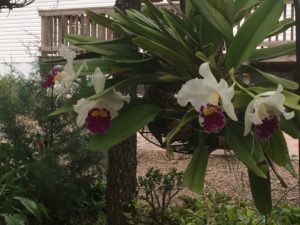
[39,0,296,60]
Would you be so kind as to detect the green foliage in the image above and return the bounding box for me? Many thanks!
[0,166,47,225]
[0,71,106,224]
[129,168,183,225]
[130,192,300,225]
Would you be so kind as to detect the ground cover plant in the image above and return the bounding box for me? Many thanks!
[44,0,300,217]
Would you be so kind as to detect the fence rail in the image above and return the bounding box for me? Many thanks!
[39,0,296,61]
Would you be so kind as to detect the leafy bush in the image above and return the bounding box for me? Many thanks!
[0,165,47,225]
[0,72,107,225]
[130,169,300,225]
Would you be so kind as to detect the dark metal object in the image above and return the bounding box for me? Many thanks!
[0,0,34,10]
[292,0,300,206]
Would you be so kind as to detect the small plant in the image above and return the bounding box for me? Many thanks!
[136,168,183,224]
[0,166,47,225]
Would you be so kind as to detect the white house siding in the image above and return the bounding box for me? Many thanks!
[0,0,115,75]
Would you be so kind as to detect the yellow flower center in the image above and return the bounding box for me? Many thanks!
[202,106,217,116]
[54,72,63,81]
[91,110,108,118]
[207,92,220,106]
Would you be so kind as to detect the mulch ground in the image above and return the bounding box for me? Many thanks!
[136,134,300,205]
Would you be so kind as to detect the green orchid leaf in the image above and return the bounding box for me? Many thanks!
[248,169,272,215]
[165,111,197,159]
[266,129,297,177]
[183,143,209,193]
[225,122,267,178]
[248,42,295,61]
[86,10,117,32]
[126,9,159,30]
[87,73,183,101]
[161,8,199,45]
[142,0,164,22]
[267,18,295,38]
[241,65,299,90]
[225,0,284,70]
[233,91,252,108]
[280,111,300,139]
[48,103,74,117]
[89,103,161,151]
[282,90,300,111]
[190,0,233,41]
[65,35,137,57]
[132,36,191,73]
[234,0,259,23]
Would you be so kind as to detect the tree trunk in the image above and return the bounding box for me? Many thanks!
[106,1,141,225]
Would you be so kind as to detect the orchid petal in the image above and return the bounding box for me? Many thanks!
[244,100,255,136]
[175,78,208,110]
[216,80,237,121]
[101,90,130,118]
[199,62,217,83]
[93,67,106,93]
[73,98,97,127]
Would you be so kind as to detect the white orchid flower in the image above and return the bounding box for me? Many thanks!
[73,67,130,134]
[41,45,85,99]
[175,62,237,133]
[244,84,294,139]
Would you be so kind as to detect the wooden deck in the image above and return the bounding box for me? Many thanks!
[39,0,296,64]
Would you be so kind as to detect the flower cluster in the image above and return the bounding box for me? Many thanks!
[175,63,294,139]
[42,46,130,134]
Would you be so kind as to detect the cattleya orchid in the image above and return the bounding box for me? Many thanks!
[244,84,294,139]
[42,45,84,98]
[73,67,130,134]
[175,62,237,133]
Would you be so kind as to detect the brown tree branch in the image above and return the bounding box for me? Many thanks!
[0,0,34,10]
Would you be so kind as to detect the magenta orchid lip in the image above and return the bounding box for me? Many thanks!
[200,104,226,134]
[255,115,279,140]
[86,108,112,134]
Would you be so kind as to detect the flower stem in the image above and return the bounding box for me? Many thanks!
[230,73,255,98]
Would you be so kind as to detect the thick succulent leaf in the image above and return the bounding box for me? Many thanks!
[142,0,164,22]
[241,65,299,90]
[190,0,233,41]
[132,36,191,73]
[86,10,117,32]
[248,170,272,215]
[161,8,199,52]
[89,103,161,151]
[87,73,183,101]
[248,42,295,61]
[183,143,209,193]
[225,122,267,178]
[234,0,260,23]
[282,90,300,111]
[267,18,295,38]
[48,102,74,117]
[126,9,159,30]
[280,111,300,139]
[225,0,284,70]
[266,129,297,177]
[65,35,136,57]
[233,91,252,108]
[165,111,197,159]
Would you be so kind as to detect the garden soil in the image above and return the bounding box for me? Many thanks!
[136,134,300,205]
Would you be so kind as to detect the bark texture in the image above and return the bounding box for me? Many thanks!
[106,1,141,224]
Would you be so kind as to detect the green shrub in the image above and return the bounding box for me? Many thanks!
[0,72,107,225]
